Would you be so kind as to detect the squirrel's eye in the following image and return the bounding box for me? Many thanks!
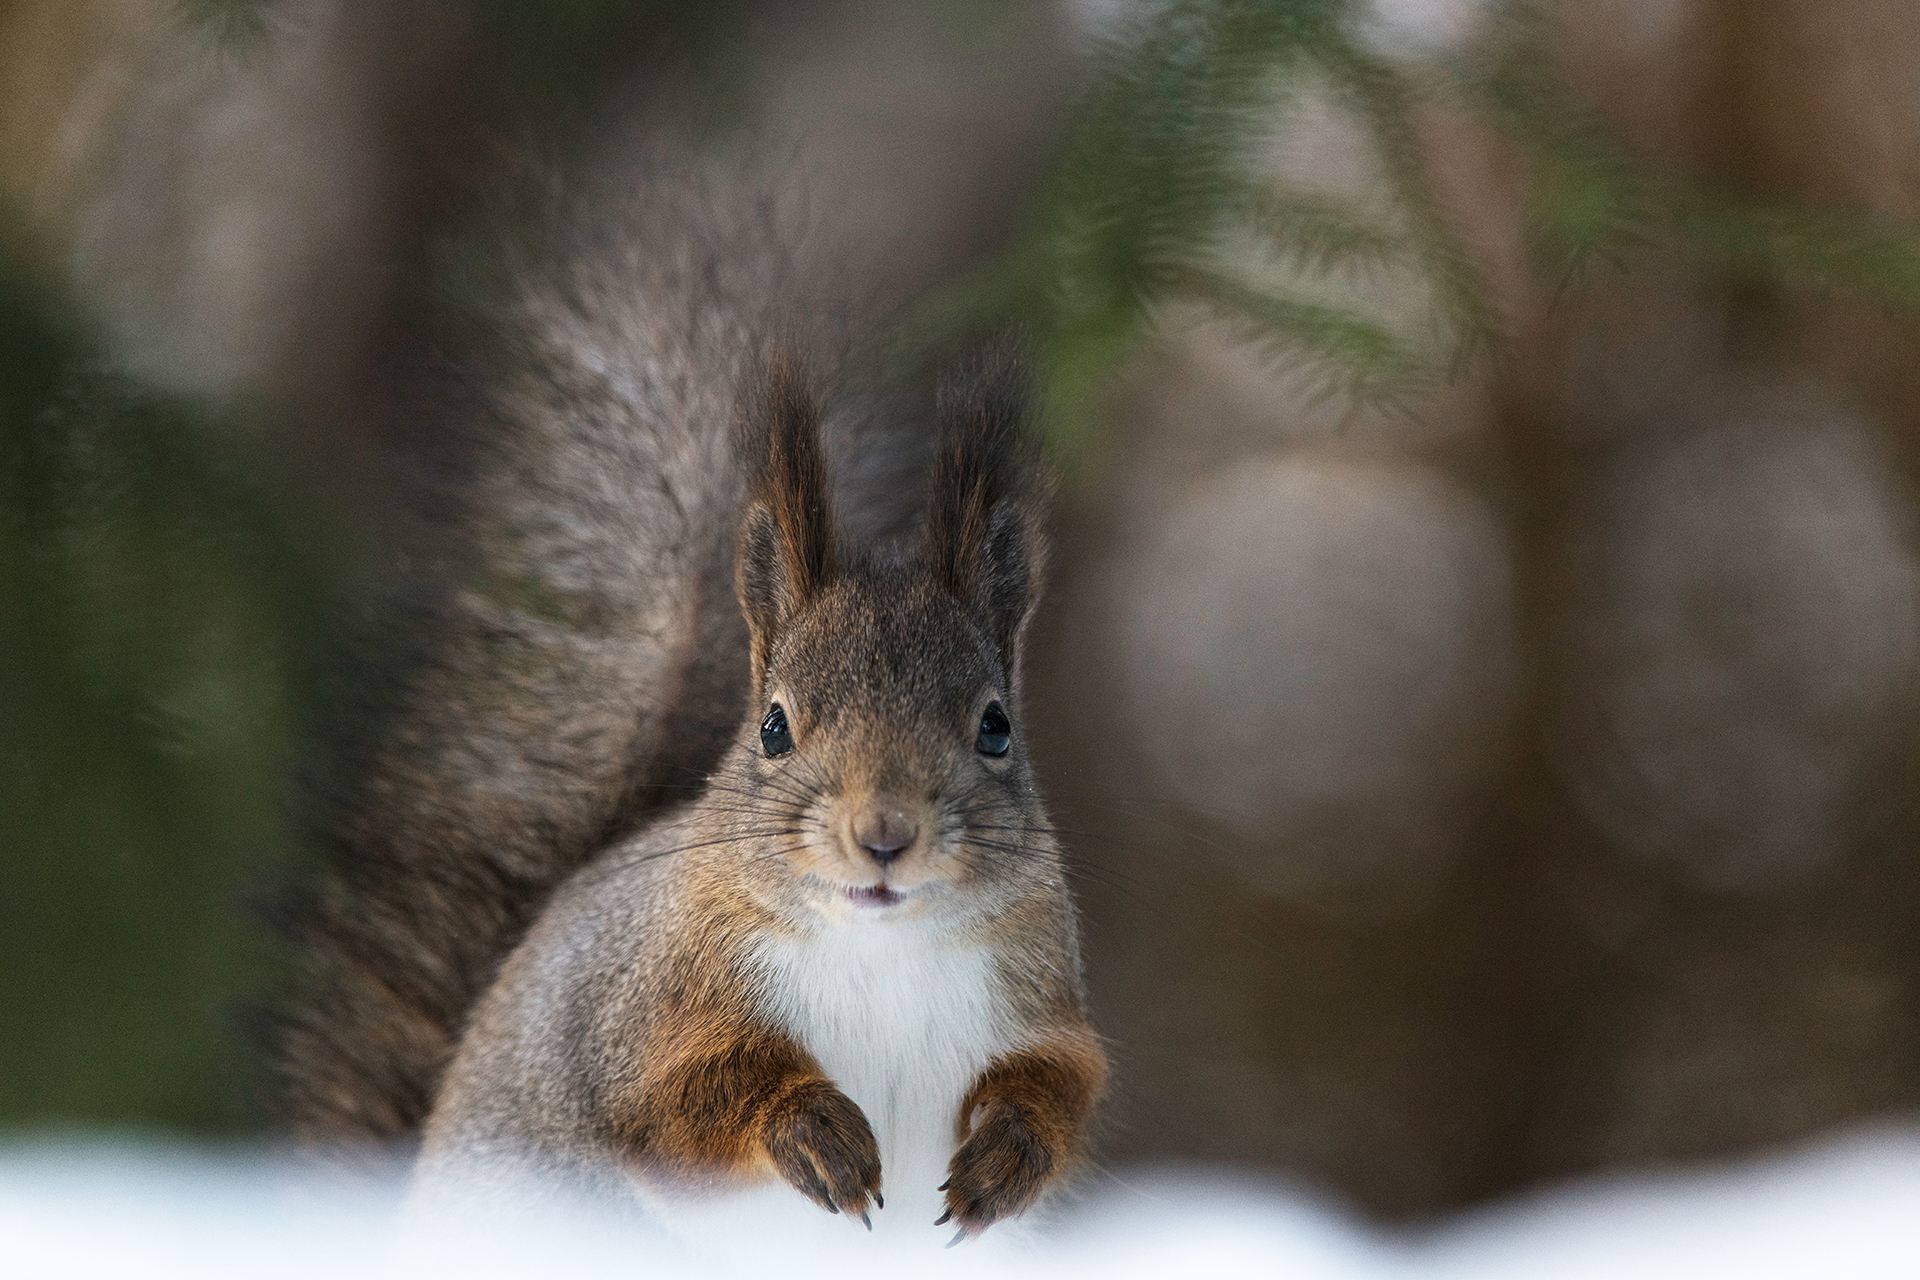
[976,701,1011,757]
[761,704,793,758]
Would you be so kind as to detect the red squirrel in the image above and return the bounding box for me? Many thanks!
[407,348,1103,1240]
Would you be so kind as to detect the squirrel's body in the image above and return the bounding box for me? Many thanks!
[416,796,1080,1238]
[284,145,1105,1244]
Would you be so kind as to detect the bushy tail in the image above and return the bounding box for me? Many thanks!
[274,154,930,1142]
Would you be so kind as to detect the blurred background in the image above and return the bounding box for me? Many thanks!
[6,0,1920,1224]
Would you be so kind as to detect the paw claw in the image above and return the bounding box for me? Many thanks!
[861,1212,872,1232]
[933,1209,952,1226]
[874,1192,884,1210]
[764,1081,882,1223]
[937,1095,1065,1239]
[946,1229,968,1248]
[936,1180,950,1192]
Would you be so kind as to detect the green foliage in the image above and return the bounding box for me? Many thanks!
[1673,196,1920,308]
[0,259,315,1130]
[1481,3,1920,305]
[899,0,1506,458]
[897,0,1920,461]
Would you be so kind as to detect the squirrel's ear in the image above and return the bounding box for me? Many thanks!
[925,344,1047,678]
[735,351,836,696]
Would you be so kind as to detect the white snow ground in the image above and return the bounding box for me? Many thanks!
[3,1123,1918,1279]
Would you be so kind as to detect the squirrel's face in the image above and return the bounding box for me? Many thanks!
[732,569,1050,925]
[724,347,1052,929]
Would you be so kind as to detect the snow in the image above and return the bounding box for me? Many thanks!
[3,1123,1918,1279]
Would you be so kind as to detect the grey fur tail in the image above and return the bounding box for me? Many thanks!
[273,159,930,1142]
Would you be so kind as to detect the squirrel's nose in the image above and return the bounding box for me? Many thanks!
[853,808,918,867]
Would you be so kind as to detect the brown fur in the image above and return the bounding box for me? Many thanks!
[940,1030,1107,1237]
[925,346,1046,675]
[616,1018,883,1216]
[737,351,839,698]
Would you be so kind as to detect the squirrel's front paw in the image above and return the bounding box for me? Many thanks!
[762,1080,882,1223]
[936,1100,1052,1241]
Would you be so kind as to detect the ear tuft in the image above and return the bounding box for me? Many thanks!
[925,341,1047,677]
[735,350,836,695]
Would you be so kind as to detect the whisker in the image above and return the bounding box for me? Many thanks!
[645,759,821,799]
[748,842,812,867]
[673,803,823,825]
[640,779,824,814]
[626,830,811,863]
[955,822,1086,839]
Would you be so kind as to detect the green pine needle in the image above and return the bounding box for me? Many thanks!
[1186,264,1423,402]
[1233,185,1409,275]
[1670,193,1920,312]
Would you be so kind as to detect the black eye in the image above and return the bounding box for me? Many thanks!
[761,704,793,758]
[976,701,1011,757]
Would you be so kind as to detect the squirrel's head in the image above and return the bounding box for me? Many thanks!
[724,345,1055,926]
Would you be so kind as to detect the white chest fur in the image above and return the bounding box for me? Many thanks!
[753,919,1011,1231]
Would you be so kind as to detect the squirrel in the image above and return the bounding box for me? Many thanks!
[411,350,1104,1242]
[274,152,1104,1244]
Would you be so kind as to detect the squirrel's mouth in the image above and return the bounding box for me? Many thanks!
[844,884,905,908]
